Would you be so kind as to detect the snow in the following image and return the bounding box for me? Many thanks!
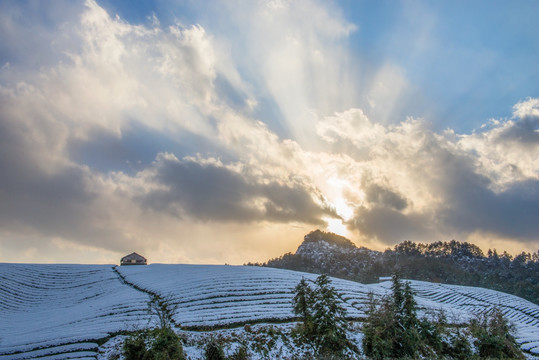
[1,263,538,359]
[402,280,539,352]
[0,264,152,359]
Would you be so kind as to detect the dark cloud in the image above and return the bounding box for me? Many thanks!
[441,175,539,240]
[67,122,231,175]
[349,135,539,245]
[138,155,335,224]
[364,183,408,211]
[428,140,539,240]
[0,113,130,251]
[494,114,539,146]
[350,205,432,245]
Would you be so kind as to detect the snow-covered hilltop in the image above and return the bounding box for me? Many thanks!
[297,229,359,256]
[296,229,377,260]
[0,263,538,359]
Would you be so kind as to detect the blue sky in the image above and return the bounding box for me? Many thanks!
[0,0,538,264]
[97,0,539,132]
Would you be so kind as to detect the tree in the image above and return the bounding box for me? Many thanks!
[399,281,421,357]
[311,274,350,356]
[362,275,470,359]
[148,296,177,330]
[470,307,525,359]
[292,274,352,357]
[362,274,526,359]
[362,292,394,359]
[292,277,314,342]
[293,278,313,324]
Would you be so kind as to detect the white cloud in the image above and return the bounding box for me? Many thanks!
[315,101,539,248]
[316,108,386,148]
[457,97,539,190]
[0,0,346,263]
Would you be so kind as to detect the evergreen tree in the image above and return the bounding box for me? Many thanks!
[470,307,525,359]
[311,274,349,356]
[293,278,313,323]
[292,274,352,357]
[362,275,468,359]
[362,292,394,359]
[360,274,527,359]
[399,281,421,357]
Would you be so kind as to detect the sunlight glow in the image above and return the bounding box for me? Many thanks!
[325,217,349,237]
[333,197,354,220]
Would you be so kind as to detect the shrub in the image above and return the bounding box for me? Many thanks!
[204,340,226,360]
[469,307,525,359]
[123,331,147,360]
[123,327,185,360]
[230,345,249,360]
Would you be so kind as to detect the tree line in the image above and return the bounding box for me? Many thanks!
[261,231,539,305]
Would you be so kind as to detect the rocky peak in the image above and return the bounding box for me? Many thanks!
[296,230,357,257]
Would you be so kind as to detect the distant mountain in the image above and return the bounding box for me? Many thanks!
[259,230,539,305]
[254,230,380,283]
[297,230,367,259]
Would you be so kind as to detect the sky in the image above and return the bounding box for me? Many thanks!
[0,0,538,264]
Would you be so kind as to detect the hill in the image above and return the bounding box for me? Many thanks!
[1,263,538,359]
[262,230,539,305]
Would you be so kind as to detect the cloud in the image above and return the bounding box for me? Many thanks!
[136,153,334,224]
[457,97,539,189]
[0,106,131,251]
[364,183,408,211]
[199,0,360,146]
[316,103,539,247]
[0,0,245,260]
[0,0,537,264]
[352,206,433,245]
[0,0,341,262]
[493,99,539,146]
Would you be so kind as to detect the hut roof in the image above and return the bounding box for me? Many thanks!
[121,252,147,263]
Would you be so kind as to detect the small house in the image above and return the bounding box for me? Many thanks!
[379,276,392,282]
[121,252,147,266]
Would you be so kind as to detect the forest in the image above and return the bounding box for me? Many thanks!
[261,230,539,305]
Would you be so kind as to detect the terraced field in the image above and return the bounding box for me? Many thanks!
[118,265,539,356]
[117,264,370,327]
[403,280,539,356]
[0,264,152,360]
[1,263,538,359]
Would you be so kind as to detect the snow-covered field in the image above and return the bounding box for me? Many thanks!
[0,264,152,360]
[1,263,538,359]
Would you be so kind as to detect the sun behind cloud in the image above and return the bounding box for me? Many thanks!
[0,0,537,263]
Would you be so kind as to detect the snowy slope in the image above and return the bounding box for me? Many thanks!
[1,263,538,359]
[118,264,375,327]
[118,265,539,355]
[0,264,152,360]
[403,280,539,355]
